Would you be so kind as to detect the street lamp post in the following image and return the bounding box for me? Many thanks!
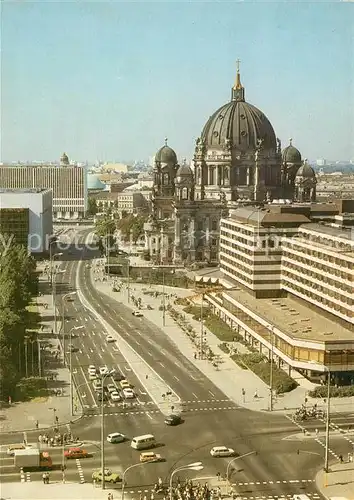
[100,369,115,490]
[37,339,45,377]
[162,267,166,327]
[69,326,84,416]
[121,463,147,500]
[169,462,203,500]
[24,336,29,378]
[61,291,77,364]
[199,293,205,359]
[269,326,275,412]
[127,256,131,303]
[53,268,65,335]
[49,239,58,286]
[226,451,257,493]
[324,367,331,475]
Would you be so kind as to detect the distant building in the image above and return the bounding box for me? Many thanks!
[316,158,327,166]
[0,188,53,253]
[0,154,87,219]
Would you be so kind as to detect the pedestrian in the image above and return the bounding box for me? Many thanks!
[339,454,344,463]
[42,472,46,484]
[254,390,258,399]
[36,420,39,430]
[315,428,319,436]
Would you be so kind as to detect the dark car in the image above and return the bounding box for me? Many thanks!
[112,372,125,382]
[164,414,182,426]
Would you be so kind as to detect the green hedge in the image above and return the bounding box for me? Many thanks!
[231,353,298,393]
[309,385,354,398]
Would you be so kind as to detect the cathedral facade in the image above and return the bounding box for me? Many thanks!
[144,67,316,266]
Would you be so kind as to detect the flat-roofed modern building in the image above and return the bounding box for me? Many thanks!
[0,188,53,253]
[209,202,354,382]
[0,164,87,219]
[220,206,310,298]
[281,224,354,326]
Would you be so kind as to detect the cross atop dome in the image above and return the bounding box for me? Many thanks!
[164,137,168,146]
[232,59,245,102]
[289,138,293,146]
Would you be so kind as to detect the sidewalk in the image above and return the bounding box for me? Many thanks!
[316,461,354,500]
[0,481,117,500]
[91,265,354,414]
[0,263,76,434]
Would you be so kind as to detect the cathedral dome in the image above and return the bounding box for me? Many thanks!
[201,69,276,153]
[295,161,316,179]
[282,139,301,163]
[155,138,177,164]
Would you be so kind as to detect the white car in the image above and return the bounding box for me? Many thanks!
[99,366,109,376]
[132,311,143,317]
[210,446,235,457]
[88,365,96,373]
[110,391,121,402]
[107,432,125,443]
[107,383,117,393]
[106,335,116,343]
[122,388,135,399]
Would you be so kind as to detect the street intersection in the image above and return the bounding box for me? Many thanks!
[1,235,353,500]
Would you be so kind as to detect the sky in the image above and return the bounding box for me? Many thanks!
[1,0,353,164]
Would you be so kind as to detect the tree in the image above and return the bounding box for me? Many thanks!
[117,214,147,243]
[87,197,98,216]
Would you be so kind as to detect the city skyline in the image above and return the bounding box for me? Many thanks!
[2,1,353,163]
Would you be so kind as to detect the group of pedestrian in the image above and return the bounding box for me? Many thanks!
[107,493,114,500]
[149,479,222,500]
[38,432,77,447]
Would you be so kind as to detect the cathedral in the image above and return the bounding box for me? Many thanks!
[144,65,317,266]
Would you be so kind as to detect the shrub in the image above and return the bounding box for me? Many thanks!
[218,343,230,354]
[230,354,298,393]
[309,385,354,398]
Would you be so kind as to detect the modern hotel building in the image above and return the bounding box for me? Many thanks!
[0,165,87,219]
[205,202,354,383]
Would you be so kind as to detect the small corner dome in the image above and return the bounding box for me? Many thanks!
[296,161,316,179]
[176,163,193,177]
[282,139,301,163]
[155,139,177,164]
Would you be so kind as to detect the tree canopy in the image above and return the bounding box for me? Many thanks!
[0,242,38,399]
[117,214,147,243]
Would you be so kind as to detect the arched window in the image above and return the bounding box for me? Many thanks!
[163,173,169,185]
[182,187,188,200]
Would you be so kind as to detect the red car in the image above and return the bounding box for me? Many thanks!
[64,447,89,459]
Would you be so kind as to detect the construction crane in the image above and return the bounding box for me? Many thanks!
[185,286,224,359]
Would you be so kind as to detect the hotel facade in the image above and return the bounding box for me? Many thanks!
[0,164,87,219]
[206,203,354,383]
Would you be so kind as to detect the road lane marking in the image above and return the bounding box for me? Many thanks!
[158,362,165,367]
[140,389,147,395]
[145,412,153,420]
[135,340,141,345]
[209,390,215,397]
[173,375,179,381]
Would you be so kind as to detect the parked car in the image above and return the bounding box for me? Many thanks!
[110,391,121,402]
[122,388,135,399]
[112,372,125,382]
[132,311,143,317]
[120,379,130,389]
[107,384,117,393]
[106,335,116,343]
[99,366,109,375]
